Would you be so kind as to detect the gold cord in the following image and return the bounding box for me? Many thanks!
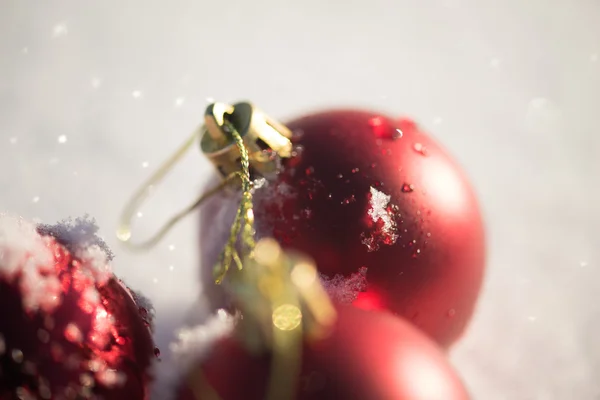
[213,121,256,284]
[116,128,239,251]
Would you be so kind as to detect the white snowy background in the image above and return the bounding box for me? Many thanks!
[1,0,599,399]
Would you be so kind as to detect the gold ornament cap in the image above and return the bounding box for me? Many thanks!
[200,101,293,178]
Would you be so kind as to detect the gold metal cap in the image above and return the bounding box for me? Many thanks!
[200,101,293,178]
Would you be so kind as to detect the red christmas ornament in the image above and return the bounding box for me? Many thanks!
[176,306,470,400]
[0,216,156,400]
[200,108,485,348]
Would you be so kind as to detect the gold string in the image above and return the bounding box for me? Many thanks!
[116,128,240,250]
[212,121,256,284]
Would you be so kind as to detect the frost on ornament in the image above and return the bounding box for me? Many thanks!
[320,267,368,304]
[0,214,156,400]
[360,187,399,252]
[169,309,234,371]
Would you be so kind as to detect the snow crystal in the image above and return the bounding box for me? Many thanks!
[150,310,234,400]
[361,187,399,252]
[320,267,368,304]
[169,309,234,369]
[37,216,113,260]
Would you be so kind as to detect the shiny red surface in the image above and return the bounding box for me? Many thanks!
[252,110,486,347]
[177,307,470,400]
[0,238,154,400]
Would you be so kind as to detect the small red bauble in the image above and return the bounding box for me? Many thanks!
[176,307,470,400]
[0,217,155,400]
[201,110,485,347]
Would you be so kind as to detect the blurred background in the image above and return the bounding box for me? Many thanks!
[1,0,599,398]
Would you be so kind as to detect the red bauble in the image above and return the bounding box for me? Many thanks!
[201,110,485,347]
[0,217,155,400]
[176,307,470,400]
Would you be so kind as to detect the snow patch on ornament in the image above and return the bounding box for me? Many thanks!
[37,216,113,284]
[0,214,61,312]
[320,267,368,304]
[151,310,234,400]
[169,309,234,369]
[361,187,399,252]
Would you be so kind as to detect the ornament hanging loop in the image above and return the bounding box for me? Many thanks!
[116,101,294,251]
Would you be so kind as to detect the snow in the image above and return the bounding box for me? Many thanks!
[1,1,599,399]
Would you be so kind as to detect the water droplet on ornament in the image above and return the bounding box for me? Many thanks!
[413,142,428,156]
[351,168,359,173]
[37,329,50,343]
[342,195,356,205]
[447,309,456,317]
[12,349,24,363]
[9,137,18,144]
[402,184,414,193]
[58,135,67,144]
[154,347,161,358]
[426,232,432,237]
[64,323,83,343]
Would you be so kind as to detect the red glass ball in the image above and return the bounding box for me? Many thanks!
[0,220,155,399]
[200,110,485,348]
[176,307,470,400]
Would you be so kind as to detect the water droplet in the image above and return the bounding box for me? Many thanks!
[394,128,403,139]
[413,143,428,156]
[401,184,414,193]
[426,232,432,237]
[64,323,83,343]
[32,196,40,203]
[351,168,360,174]
[174,97,185,107]
[52,23,68,38]
[58,135,67,144]
[12,349,24,363]
[132,90,142,99]
[447,309,456,317]
[37,329,50,343]
[154,347,161,358]
[341,195,356,205]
